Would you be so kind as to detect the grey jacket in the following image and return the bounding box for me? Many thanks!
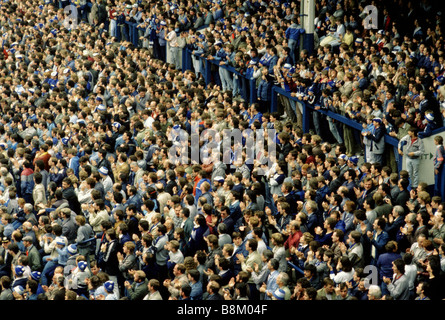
[387,273,410,300]
[398,134,425,159]
[118,254,137,280]
[0,288,13,300]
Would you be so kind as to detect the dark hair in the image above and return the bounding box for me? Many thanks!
[340,256,353,273]
[393,258,405,274]
[187,269,201,282]
[269,258,279,271]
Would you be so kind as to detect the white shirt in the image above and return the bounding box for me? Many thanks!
[166,30,178,47]
[404,263,417,290]
[144,116,154,129]
[331,268,355,284]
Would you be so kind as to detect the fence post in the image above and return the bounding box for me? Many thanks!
[249,78,257,104]
[204,58,211,85]
[270,87,278,113]
[182,48,188,71]
[116,23,121,42]
[301,100,310,133]
[130,23,138,47]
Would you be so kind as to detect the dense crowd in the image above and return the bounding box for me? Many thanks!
[0,0,444,302]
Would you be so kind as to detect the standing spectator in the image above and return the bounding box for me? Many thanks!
[23,236,41,272]
[382,258,410,300]
[363,118,385,165]
[433,135,445,196]
[398,127,424,189]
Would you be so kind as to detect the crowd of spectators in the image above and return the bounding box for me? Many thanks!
[0,0,444,302]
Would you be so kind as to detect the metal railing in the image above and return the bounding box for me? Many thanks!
[179,47,445,197]
[182,47,258,103]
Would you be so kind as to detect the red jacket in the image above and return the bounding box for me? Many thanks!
[284,230,302,250]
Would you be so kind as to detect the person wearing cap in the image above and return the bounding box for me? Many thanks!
[211,174,226,199]
[319,23,339,47]
[347,156,361,183]
[46,71,59,90]
[41,225,67,286]
[363,117,386,165]
[418,111,438,139]
[0,236,12,275]
[96,280,118,300]
[98,166,113,195]
[12,265,28,290]
[155,20,167,61]
[72,260,91,297]
[23,236,41,272]
[210,42,229,91]
[245,56,259,80]
[57,207,77,246]
[398,127,424,189]
[11,285,26,300]
[29,270,44,295]
[64,243,80,273]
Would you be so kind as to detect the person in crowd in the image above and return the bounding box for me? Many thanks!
[0,0,443,304]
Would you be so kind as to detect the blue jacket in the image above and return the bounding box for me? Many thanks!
[268,55,278,74]
[125,193,143,211]
[213,48,226,61]
[306,212,319,234]
[248,111,263,126]
[367,125,385,155]
[257,79,271,101]
[69,155,80,178]
[56,247,69,266]
[212,9,223,21]
[188,226,209,255]
[418,119,437,138]
[190,281,203,300]
[376,252,402,280]
[231,242,249,275]
[229,201,242,222]
[258,52,272,67]
[264,270,280,300]
[245,66,255,79]
[285,24,305,42]
[368,230,389,262]
[20,171,34,196]
[158,29,166,46]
